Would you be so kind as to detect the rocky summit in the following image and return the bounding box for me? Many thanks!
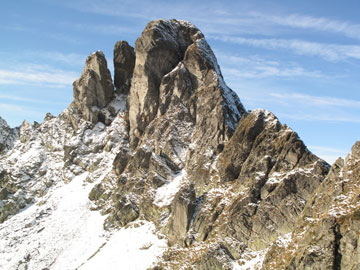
[0,19,359,270]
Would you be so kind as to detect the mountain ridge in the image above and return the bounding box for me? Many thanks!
[0,19,359,270]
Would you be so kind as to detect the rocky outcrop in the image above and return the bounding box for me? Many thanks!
[71,51,114,124]
[113,40,135,95]
[0,117,18,154]
[263,141,360,270]
[128,19,245,148]
[216,110,328,249]
[128,19,201,147]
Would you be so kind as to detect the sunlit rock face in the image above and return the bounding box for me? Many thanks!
[71,51,114,124]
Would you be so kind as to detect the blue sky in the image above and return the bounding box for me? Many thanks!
[1,0,359,163]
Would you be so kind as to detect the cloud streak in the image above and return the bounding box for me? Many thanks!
[270,93,360,108]
[0,94,69,106]
[211,36,360,62]
[278,113,360,123]
[253,13,360,40]
[60,1,360,40]
[21,51,86,66]
[0,65,78,87]
[308,145,349,164]
[214,52,326,79]
[0,103,45,119]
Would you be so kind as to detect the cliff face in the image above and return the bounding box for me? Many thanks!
[263,142,360,270]
[0,19,358,270]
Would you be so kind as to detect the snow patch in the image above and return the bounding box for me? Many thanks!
[232,248,268,270]
[154,170,186,207]
[79,221,167,270]
[0,173,107,270]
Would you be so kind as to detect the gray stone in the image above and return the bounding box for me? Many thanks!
[165,184,196,247]
[128,19,204,147]
[114,41,135,95]
[71,51,114,123]
[0,116,18,154]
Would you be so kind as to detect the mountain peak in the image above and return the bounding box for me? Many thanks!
[128,19,246,148]
[70,49,114,124]
[0,19,359,270]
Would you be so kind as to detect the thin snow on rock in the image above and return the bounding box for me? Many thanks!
[232,248,268,270]
[267,167,314,185]
[0,93,131,269]
[196,38,245,130]
[154,170,186,207]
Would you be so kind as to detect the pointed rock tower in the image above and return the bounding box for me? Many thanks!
[70,51,114,125]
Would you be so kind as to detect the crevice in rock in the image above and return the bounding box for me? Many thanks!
[333,223,342,270]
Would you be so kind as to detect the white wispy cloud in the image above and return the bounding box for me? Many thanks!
[211,36,360,62]
[308,145,349,164]
[59,22,142,36]
[270,93,360,108]
[278,113,360,123]
[47,32,82,44]
[59,0,360,41]
[308,145,348,155]
[223,66,324,79]
[0,65,78,87]
[252,13,360,40]
[61,0,152,19]
[0,103,45,119]
[0,94,68,106]
[22,51,86,66]
[0,23,32,32]
[215,52,325,79]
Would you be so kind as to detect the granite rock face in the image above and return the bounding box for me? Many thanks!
[113,40,135,95]
[0,19,359,270]
[71,51,114,124]
[128,19,245,149]
[263,141,360,270]
[0,117,18,155]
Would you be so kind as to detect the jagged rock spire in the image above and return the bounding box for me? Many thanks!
[72,51,114,124]
[113,41,135,95]
[128,19,246,148]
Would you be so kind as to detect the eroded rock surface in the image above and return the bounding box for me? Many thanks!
[263,141,360,270]
[71,51,114,124]
[114,40,135,95]
[128,19,245,149]
[0,117,18,155]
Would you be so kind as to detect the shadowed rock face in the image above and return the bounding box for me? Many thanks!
[113,41,135,95]
[72,51,114,124]
[0,117,18,155]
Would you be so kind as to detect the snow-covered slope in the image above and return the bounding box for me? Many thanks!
[0,93,170,270]
[0,171,167,270]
